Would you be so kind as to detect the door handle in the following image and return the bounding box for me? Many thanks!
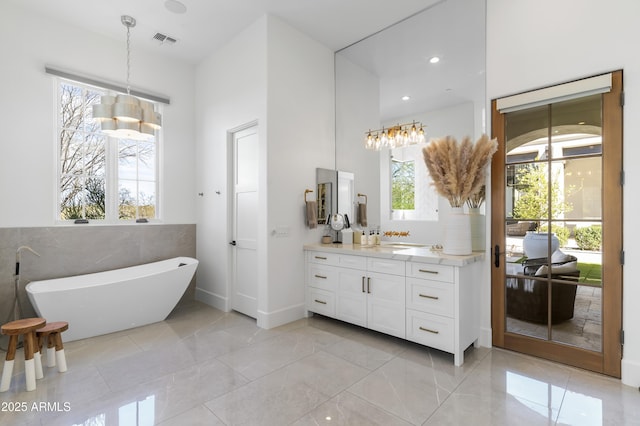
[494,244,500,267]
[229,240,237,246]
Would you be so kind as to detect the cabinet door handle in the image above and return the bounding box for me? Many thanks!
[418,269,438,274]
[314,299,327,305]
[314,256,327,260]
[362,276,365,293]
[419,326,439,334]
[419,293,439,300]
[314,274,327,279]
[367,277,371,293]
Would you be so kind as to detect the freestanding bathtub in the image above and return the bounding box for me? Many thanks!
[26,257,198,342]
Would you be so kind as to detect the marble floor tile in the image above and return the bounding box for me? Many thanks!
[292,391,413,425]
[348,355,453,424]
[1,302,639,426]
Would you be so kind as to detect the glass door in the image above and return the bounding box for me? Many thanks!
[491,71,623,377]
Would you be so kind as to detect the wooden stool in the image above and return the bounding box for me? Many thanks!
[1,318,46,392]
[36,321,69,374]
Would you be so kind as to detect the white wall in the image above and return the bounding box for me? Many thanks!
[265,16,336,326]
[195,15,335,327]
[194,17,268,311]
[0,2,196,227]
[487,0,640,386]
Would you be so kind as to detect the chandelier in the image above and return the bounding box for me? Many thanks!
[93,15,162,140]
[364,121,426,150]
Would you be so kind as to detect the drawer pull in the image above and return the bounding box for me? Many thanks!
[419,326,439,334]
[314,299,327,305]
[314,274,327,279]
[314,256,327,260]
[418,269,438,274]
[419,293,439,300]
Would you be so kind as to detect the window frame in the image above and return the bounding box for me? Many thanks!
[54,77,161,224]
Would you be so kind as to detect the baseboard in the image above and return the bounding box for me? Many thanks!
[195,287,228,312]
[622,358,640,387]
[478,326,493,348]
[257,303,306,329]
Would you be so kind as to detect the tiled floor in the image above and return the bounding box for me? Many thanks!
[1,301,639,425]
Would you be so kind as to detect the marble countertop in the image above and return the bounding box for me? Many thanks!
[304,243,484,267]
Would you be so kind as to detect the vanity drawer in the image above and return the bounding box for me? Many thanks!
[406,262,454,282]
[308,264,337,291]
[308,288,335,317]
[367,257,405,276]
[406,309,454,353]
[308,251,340,266]
[406,278,454,317]
[337,254,367,270]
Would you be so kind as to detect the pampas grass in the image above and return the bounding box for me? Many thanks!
[422,135,498,208]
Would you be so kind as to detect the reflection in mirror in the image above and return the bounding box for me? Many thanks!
[316,168,336,224]
[335,0,486,241]
[316,168,355,227]
[389,146,438,221]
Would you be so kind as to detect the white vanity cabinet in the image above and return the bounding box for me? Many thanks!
[336,257,405,339]
[306,251,405,339]
[405,261,481,366]
[305,245,482,366]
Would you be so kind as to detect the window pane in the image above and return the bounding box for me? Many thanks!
[60,176,84,220]
[138,142,156,181]
[390,145,438,221]
[59,83,84,130]
[118,141,138,180]
[391,159,415,210]
[84,177,105,219]
[138,180,156,219]
[119,180,137,220]
[60,130,84,176]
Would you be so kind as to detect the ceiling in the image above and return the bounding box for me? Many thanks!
[7,0,442,65]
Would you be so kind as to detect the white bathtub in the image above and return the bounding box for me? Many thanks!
[26,257,198,342]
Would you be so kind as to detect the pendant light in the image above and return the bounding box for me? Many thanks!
[93,15,162,140]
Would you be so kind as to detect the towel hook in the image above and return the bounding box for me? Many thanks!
[357,193,368,204]
[304,189,314,203]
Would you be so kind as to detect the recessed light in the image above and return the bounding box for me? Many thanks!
[429,56,440,64]
[165,0,187,14]
[402,95,411,101]
[578,121,586,125]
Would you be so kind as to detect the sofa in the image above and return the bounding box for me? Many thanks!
[506,252,580,324]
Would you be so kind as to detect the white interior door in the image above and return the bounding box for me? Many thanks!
[231,125,259,318]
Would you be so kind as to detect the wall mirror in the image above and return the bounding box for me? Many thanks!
[316,168,355,226]
[335,0,486,238]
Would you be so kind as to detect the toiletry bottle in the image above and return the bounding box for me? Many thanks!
[376,230,381,245]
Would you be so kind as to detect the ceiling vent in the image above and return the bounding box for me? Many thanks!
[152,32,178,45]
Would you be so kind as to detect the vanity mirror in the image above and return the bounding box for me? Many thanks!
[315,168,355,227]
[335,0,486,241]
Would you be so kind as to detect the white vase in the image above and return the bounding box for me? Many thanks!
[443,207,472,255]
[523,231,559,259]
[469,207,485,251]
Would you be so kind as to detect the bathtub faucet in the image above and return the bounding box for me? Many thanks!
[16,246,40,276]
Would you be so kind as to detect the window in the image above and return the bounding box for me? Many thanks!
[388,145,438,221]
[56,79,159,222]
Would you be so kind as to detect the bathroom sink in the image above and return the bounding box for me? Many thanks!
[383,243,425,248]
[360,242,425,250]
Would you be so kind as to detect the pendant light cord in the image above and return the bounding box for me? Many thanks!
[126,23,131,95]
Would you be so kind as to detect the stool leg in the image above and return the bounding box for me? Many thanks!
[54,333,67,373]
[24,332,37,391]
[0,336,18,392]
[34,350,43,380]
[46,334,56,367]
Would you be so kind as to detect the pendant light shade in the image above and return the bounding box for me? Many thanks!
[92,15,162,140]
